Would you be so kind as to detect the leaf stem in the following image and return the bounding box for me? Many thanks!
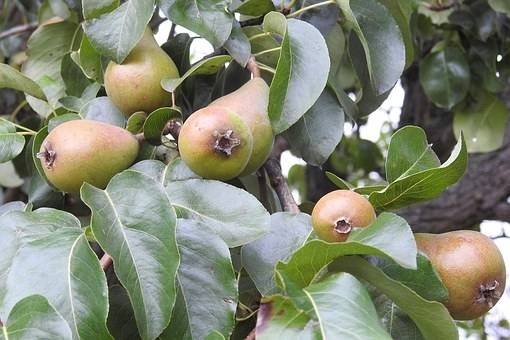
[248,32,271,41]
[253,47,281,57]
[0,117,37,134]
[255,62,276,75]
[9,100,27,120]
[287,0,336,18]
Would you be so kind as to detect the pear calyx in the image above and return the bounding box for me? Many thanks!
[334,218,352,234]
[36,143,56,169]
[213,129,241,156]
[475,280,502,308]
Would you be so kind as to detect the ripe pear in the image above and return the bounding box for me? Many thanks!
[104,28,179,116]
[209,77,274,176]
[415,231,506,320]
[312,190,376,242]
[178,108,254,180]
[37,120,139,193]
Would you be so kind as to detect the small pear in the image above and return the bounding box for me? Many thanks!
[104,28,179,116]
[37,120,139,193]
[178,108,253,180]
[210,77,274,175]
[312,190,376,242]
[415,231,506,320]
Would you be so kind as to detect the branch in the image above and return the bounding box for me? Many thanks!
[264,158,299,214]
[245,329,256,340]
[0,22,37,40]
[100,254,113,271]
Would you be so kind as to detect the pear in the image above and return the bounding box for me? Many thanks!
[37,120,139,193]
[178,108,254,181]
[209,77,274,175]
[311,190,376,242]
[415,231,506,320]
[104,28,179,116]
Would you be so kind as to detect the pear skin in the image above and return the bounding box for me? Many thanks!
[104,28,179,116]
[178,107,253,181]
[210,77,274,175]
[37,120,139,193]
[415,231,506,320]
[311,190,376,242]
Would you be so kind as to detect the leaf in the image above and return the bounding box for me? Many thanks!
[375,297,424,340]
[161,55,232,93]
[130,160,166,182]
[80,97,127,127]
[83,0,119,19]
[83,0,155,63]
[276,212,417,293]
[325,171,354,190]
[61,53,92,97]
[336,0,406,94]
[304,273,392,340]
[143,107,182,145]
[0,120,25,163]
[162,158,200,183]
[229,0,275,16]
[385,126,440,183]
[264,12,330,133]
[48,113,81,131]
[453,92,509,153]
[369,133,467,211]
[241,212,312,295]
[0,201,25,216]
[81,170,179,340]
[126,111,147,134]
[59,82,102,112]
[160,0,233,48]
[77,34,106,83]
[419,46,470,109]
[285,89,344,166]
[331,256,459,340]
[161,219,237,339]
[256,295,320,340]
[0,295,72,340]
[0,64,46,100]
[243,26,280,69]
[107,285,140,340]
[488,0,510,16]
[0,209,111,339]
[164,179,270,247]
[22,21,80,117]
[224,22,251,67]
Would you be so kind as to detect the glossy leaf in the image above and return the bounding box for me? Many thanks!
[162,158,200,183]
[0,120,25,163]
[0,64,46,100]
[78,34,106,83]
[224,22,251,67]
[79,96,126,127]
[81,170,179,340]
[83,0,119,19]
[0,209,111,339]
[264,12,330,133]
[229,0,275,16]
[453,92,508,153]
[165,179,270,247]
[241,212,312,295]
[143,107,182,145]
[130,159,166,183]
[126,111,147,134]
[325,171,353,190]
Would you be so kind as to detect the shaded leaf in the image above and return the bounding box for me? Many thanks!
[0,64,46,100]
[0,120,25,163]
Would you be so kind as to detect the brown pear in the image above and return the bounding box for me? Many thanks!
[415,231,506,320]
[104,28,179,116]
[311,190,376,242]
[37,120,139,193]
[209,77,274,176]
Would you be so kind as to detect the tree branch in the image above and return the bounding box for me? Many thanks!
[100,254,113,271]
[264,158,299,214]
[0,22,37,40]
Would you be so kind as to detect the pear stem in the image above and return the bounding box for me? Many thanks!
[100,254,113,271]
[247,56,261,78]
[256,62,276,75]
[253,47,281,57]
[287,0,336,18]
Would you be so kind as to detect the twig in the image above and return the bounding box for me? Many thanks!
[169,23,176,40]
[247,56,261,78]
[287,0,335,18]
[0,22,37,40]
[264,158,299,214]
[100,254,113,271]
[257,169,272,212]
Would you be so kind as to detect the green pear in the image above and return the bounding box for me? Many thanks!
[209,77,274,175]
[178,107,254,181]
[37,119,139,193]
[104,28,179,116]
[415,231,506,320]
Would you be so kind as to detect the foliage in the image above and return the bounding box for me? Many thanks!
[0,0,508,339]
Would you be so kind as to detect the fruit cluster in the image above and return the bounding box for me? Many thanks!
[312,189,507,320]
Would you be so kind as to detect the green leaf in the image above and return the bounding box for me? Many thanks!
[264,12,330,133]
[488,0,510,16]
[241,212,312,295]
[243,26,280,69]
[77,34,106,83]
[107,285,140,340]
[22,21,80,117]
[276,212,417,292]
[130,159,166,182]
[0,120,25,163]
[325,171,354,190]
[256,295,319,339]
[385,126,440,183]
[48,113,81,131]
[304,273,392,340]
[0,64,46,100]
[160,0,233,48]
[206,330,226,340]
[126,111,147,134]
[0,201,25,216]
[31,126,54,189]
[162,158,200,183]
[165,179,270,247]
[80,97,127,127]
[83,0,119,19]
[331,256,459,340]
[453,92,509,153]
[161,55,232,93]
[420,46,470,109]
[81,170,179,340]
[224,22,251,67]
[0,209,111,339]
[285,89,344,166]
[83,0,155,63]
[377,253,449,302]
[162,219,237,339]
[143,107,182,145]
[59,82,102,112]
[336,0,406,94]
[0,295,72,340]
[369,133,468,211]
[61,53,92,97]
[229,0,275,16]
